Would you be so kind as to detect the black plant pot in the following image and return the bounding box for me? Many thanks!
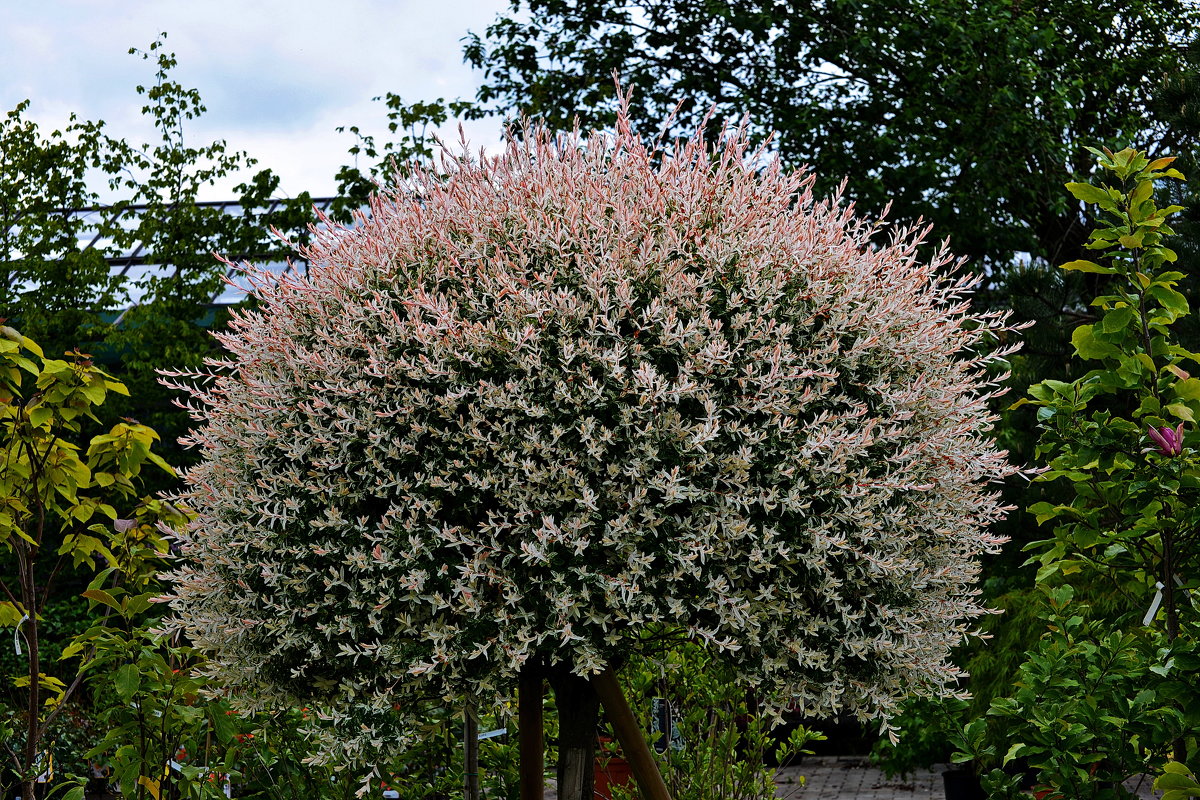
[943,768,986,800]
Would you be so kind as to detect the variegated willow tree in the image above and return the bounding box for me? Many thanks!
[161,100,1021,800]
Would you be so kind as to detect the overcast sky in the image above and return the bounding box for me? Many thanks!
[1,0,512,202]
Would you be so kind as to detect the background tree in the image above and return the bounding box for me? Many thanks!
[463,0,1199,279]
[0,103,122,357]
[162,101,1020,800]
[0,325,181,800]
[100,34,319,457]
[3,33,321,470]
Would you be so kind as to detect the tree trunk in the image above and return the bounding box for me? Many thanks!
[1163,528,1186,764]
[518,662,544,800]
[546,666,598,800]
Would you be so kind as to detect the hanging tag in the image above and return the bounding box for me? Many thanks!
[13,613,29,657]
[1143,581,1165,626]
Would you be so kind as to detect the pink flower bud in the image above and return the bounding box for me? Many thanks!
[1146,422,1185,456]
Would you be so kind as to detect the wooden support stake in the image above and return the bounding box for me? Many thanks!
[591,667,673,800]
[464,702,480,800]
[518,662,545,800]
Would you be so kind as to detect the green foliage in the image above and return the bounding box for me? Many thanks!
[463,0,1199,278]
[620,639,824,800]
[870,695,961,779]
[81,630,239,800]
[988,586,1199,799]
[332,93,478,223]
[3,33,320,472]
[1157,761,1200,799]
[0,102,122,356]
[1017,148,1198,619]
[0,325,178,800]
[97,34,317,457]
[986,148,1200,795]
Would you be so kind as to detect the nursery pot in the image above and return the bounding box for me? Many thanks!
[942,767,985,800]
[594,738,636,800]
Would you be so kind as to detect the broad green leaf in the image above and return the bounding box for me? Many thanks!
[29,405,54,428]
[0,601,26,627]
[1072,325,1119,360]
[82,588,122,612]
[1130,179,1153,208]
[1150,284,1189,314]
[1174,378,1200,401]
[211,707,237,743]
[1101,306,1134,333]
[1001,742,1025,765]
[1166,403,1195,423]
[59,639,85,660]
[115,663,140,701]
[1066,181,1115,209]
[1060,259,1116,274]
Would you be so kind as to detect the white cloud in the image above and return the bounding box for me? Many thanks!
[1,0,512,200]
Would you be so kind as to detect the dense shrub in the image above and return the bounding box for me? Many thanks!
[162,100,1021,769]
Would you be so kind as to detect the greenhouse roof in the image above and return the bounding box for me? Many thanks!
[4,197,340,314]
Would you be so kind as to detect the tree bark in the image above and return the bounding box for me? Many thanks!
[518,662,544,800]
[546,666,598,800]
[592,667,673,800]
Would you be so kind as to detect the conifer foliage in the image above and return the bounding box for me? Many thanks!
[161,102,1021,767]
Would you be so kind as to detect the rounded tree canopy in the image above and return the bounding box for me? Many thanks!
[162,101,1019,764]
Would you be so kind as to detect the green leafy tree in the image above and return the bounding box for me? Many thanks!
[0,103,123,358]
[100,33,318,452]
[4,34,322,471]
[0,325,180,800]
[995,148,1200,792]
[1018,149,1199,637]
[331,94,477,223]
[463,0,1199,276]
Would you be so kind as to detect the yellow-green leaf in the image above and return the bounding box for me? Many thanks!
[1166,403,1196,423]
[1060,259,1116,274]
[1072,325,1120,360]
[1119,231,1146,248]
[1066,182,1114,208]
[1101,306,1134,333]
[81,588,121,611]
[138,776,160,800]
[0,601,26,627]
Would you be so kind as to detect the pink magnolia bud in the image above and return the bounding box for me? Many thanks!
[1146,422,1185,456]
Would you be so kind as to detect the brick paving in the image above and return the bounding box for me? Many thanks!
[775,756,1163,799]
[543,754,1165,798]
[774,757,945,799]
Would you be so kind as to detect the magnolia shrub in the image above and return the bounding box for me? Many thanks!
[162,108,1020,765]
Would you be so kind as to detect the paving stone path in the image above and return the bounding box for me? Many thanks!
[544,754,1165,799]
[774,757,945,799]
[775,756,1162,799]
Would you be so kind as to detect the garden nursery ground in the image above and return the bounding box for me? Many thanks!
[537,758,1166,799]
